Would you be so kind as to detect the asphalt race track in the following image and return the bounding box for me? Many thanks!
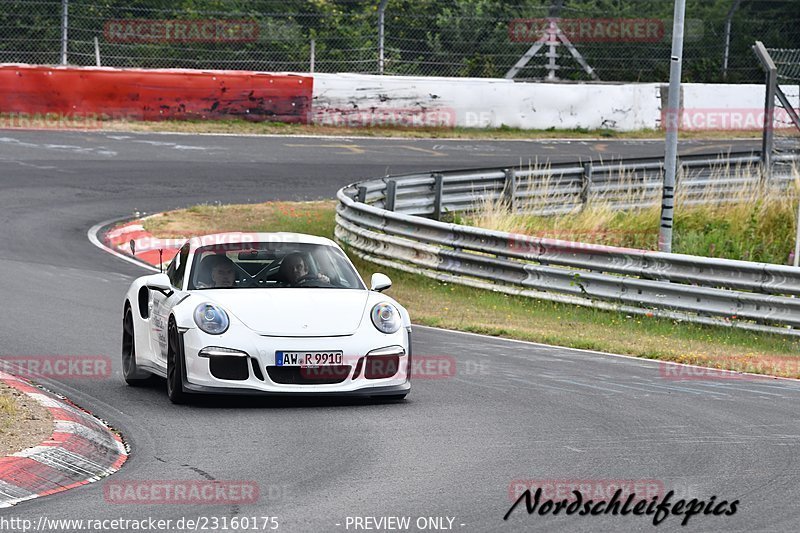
[1,131,798,532]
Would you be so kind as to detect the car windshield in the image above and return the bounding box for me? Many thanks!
[188,242,365,290]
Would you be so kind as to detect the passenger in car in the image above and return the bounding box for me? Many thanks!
[197,254,237,288]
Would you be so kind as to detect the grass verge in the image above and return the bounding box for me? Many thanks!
[13,116,767,140]
[142,200,800,379]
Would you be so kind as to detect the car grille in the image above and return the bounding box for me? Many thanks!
[365,354,400,380]
[209,356,249,381]
[266,365,352,385]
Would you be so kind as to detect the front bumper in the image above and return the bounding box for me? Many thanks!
[180,325,411,395]
[182,381,410,397]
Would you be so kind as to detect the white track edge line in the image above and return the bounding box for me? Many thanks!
[94,130,758,143]
[87,217,159,273]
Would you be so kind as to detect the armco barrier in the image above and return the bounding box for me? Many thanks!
[0,65,312,122]
[335,151,800,336]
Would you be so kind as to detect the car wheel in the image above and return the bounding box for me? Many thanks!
[167,318,189,404]
[122,305,154,386]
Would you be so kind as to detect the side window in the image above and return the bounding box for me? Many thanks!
[165,261,177,284]
[168,244,191,289]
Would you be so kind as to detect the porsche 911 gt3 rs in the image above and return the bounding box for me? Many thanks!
[121,232,411,403]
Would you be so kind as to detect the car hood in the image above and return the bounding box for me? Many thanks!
[197,289,370,337]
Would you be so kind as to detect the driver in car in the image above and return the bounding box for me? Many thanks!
[280,253,330,286]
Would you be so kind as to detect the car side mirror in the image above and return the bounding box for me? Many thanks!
[370,273,392,292]
[147,273,173,296]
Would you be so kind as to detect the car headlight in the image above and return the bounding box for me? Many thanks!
[193,303,229,335]
[371,302,401,334]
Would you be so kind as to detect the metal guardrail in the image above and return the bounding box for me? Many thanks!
[335,150,800,336]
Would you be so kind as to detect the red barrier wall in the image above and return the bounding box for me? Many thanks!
[0,65,312,123]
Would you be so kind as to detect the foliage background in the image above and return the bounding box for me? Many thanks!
[0,0,797,81]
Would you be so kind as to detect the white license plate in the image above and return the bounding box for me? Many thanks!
[275,351,343,367]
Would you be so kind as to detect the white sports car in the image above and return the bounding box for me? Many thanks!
[122,232,411,403]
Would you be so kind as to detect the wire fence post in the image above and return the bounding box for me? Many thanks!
[378,0,389,74]
[310,38,315,73]
[94,36,101,66]
[659,0,686,254]
[722,0,743,80]
[545,22,559,81]
[60,0,69,65]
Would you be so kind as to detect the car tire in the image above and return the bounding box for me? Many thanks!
[167,318,189,404]
[122,305,155,386]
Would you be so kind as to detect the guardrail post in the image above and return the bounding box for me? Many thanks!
[432,173,444,220]
[580,162,593,208]
[753,41,777,181]
[356,186,367,203]
[385,180,397,211]
[678,160,686,184]
[503,169,517,213]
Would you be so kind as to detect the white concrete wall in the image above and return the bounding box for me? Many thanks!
[312,72,798,132]
[681,83,799,130]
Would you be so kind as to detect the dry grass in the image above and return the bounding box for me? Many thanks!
[0,383,53,457]
[143,200,336,239]
[0,393,16,426]
[465,161,800,263]
[14,116,764,140]
[140,199,800,378]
